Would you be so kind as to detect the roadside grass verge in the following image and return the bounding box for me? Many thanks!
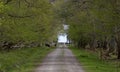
[0,47,55,72]
[70,47,120,72]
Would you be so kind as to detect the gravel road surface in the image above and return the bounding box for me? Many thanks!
[35,45,84,72]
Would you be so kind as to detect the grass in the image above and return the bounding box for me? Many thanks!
[0,47,55,72]
[70,47,120,72]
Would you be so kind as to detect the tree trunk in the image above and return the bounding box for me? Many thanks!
[115,33,120,59]
[117,41,120,59]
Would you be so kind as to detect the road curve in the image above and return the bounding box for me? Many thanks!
[35,45,85,72]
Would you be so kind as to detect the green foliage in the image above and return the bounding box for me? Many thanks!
[0,2,4,13]
[0,0,60,47]
[0,47,54,72]
[70,47,120,72]
[59,0,120,48]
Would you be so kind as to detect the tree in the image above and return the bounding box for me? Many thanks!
[58,0,120,59]
[0,0,60,50]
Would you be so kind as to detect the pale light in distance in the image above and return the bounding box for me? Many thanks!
[58,34,67,43]
[63,24,69,30]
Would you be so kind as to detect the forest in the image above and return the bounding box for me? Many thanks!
[58,0,120,60]
[0,0,120,72]
[0,0,61,51]
[0,0,61,72]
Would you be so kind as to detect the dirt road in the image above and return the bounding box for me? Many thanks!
[35,45,84,72]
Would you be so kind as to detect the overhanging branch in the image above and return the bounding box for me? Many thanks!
[8,14,33,18]
[4,0,12,4]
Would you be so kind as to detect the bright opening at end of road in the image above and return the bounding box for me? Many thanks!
[58,34,67,43]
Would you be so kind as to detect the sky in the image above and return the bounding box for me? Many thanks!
[58,34,67,43]
[58,24,69,43]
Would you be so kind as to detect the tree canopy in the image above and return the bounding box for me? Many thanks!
[0,0,61,49]
[58,0,120,59]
